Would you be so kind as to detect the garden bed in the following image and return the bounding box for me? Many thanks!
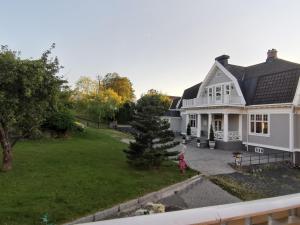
[210,163,300,201]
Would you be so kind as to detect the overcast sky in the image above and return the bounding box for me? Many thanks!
[2,0,300,98]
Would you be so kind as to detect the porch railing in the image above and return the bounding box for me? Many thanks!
[214,131,240,141]
[228,131,240,141]
[214,131,224,140]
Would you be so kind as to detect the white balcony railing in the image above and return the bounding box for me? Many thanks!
[84,193,300,225]
[214,131,240,141]
[182,96,243,108]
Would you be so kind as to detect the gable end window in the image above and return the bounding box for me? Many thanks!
[249,114,269,136]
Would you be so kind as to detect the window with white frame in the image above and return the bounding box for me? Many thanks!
[249,114,269,135]
[206,82,233,103]
[189,114,197,128]
[225,84,230,95]
[208,87,213,102]
[215,86,222,101]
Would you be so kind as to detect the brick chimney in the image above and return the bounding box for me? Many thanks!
[215,55,230,66]
[266,49,278,62]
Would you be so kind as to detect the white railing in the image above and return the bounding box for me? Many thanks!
[214,131,224,140]
[214,131,240,141]
[82,193,300,225]
[182,95,243,108]
[228,131,240,141]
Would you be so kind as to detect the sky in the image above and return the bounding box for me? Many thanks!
[2,0,300,98]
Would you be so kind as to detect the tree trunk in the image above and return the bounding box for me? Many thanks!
[2,143,12,171]
[0,126,13,171]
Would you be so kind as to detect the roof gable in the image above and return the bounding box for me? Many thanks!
[197,62,246,105]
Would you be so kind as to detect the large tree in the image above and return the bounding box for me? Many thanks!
[74,74,134,123]
[124,94,178,169]
[102,73,135,102]
[0,45,65,171]
[75,76,98,97]
[146,89,172,112]
[86,88,122,123]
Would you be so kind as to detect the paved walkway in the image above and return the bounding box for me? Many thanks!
[159,177,241,209]
[163,141,242,208]
[170,142,236,175]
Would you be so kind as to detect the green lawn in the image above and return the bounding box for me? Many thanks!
[0,128,195,225]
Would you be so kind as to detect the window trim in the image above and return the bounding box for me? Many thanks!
[189,114,197,128]
[206,82,233,103]
[248,113,270,137]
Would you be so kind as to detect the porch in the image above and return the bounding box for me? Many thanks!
[183,112,243,143]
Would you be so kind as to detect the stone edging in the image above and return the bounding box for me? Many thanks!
[63,175,202,225]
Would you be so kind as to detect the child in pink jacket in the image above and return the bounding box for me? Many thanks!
[178,151,187,174]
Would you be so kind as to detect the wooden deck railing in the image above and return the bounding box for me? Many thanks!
[80,193,300,225]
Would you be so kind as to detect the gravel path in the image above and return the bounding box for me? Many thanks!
[159,177,241,209]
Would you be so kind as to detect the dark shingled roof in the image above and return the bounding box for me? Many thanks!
[182,82,202,99]
[169,97,181,109]
[164,110,180,117]
[182,58,300,106]
[251,69,300,105]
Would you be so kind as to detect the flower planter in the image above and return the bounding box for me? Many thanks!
[209,141,216,149]
[233,152,242,166]
[197,139,201,148]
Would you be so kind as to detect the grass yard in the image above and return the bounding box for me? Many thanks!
[0,128,195,225]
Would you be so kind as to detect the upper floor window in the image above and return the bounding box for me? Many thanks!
[225,84,230,95]
[206,82,233,103]
[189,114,197,128]
[215,86,222,101]
[249,114,269,135]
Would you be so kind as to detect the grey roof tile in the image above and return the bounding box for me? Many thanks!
[169,97,181,109]
[164,110,181,117]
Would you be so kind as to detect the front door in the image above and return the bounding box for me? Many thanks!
[214,119,222,132]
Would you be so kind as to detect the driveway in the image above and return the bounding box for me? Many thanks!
[160,177,241,209]
[170,142,237,175]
